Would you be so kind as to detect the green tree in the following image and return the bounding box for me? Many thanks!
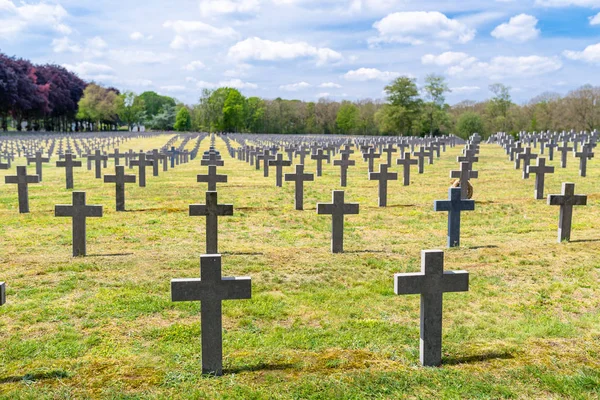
[138,91,176,119]
[116,91,145,131]
[456,111,485,139]
[336,101,359,134]
[76,83,118,131]
[245,96,265,132]
[383,76,422,134]
[487,83,512,132]
[222,89,245,132]
[149,104,176,130]
[423,74,450,135]
[174,107,192,131]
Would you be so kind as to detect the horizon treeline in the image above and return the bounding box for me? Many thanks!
[2,51,600,138]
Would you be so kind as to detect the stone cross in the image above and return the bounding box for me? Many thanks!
[5,166,39,213]
[0,281,4,306]
[450,162,478,199]
[517,147,538,179]
[382,144,397,167]
[168,146,180,168]
[268,153,291,187]
[434,187,475,247]
[394,250,469,366]
[413,147,430,174]
[149,149,161,177]
[55,191,103,256]
[104,166,136,211]
[197,165,227,191]
[88,149,108,179]
[575,145,594,177]
[557,141,572,168]
[333,153,355,187]
[396,152,418,186]
[284,164,314,210]
[311,149,329,177]
[369,164,398,207]
[258,150,275,177]
[56,153,82,189]
[190,191,233,253]
[547,182,587,242]
[201,152,224,167]
[130,151,154,187]
[109,148,125,166]
[171,254,251,376]
[26,151,50,181]
[527,157,555,200]
[362,148,381,173]
[317,190,359,253]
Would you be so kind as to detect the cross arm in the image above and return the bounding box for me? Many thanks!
[442,271,469,293]
[171,277,252,301]
[189,205,208,216]
[5,176,18,184]
[343,204,359,214]
[433,200,451,212]
[317,203,334,215]
[85,206,103,217]
[55,205,74,217]
[394,272,424,295]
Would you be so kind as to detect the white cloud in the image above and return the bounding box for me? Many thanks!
[189,77,258,89]
[163,20,239,49]
[279,82,312,91]
[316,92,331,98]
[371,11,475,46]
[491,14,540,42]
[228,37,342,66]
[0,0,71,38]
[535,0,600,6]
[319,82,342,88]
[62,62,116,80]
[160,85,187,92]
[448,55,562,79]
[199,0,260,16]
[182,60,206,71]
[130,31,152,41]
[343,67,400,81]
[223,63,252,77]
[450,86,480,94]
[109,50,175,65]
[421,52,476,66]
[85,36,108,58]
[52,37,81,53]
[590,12,600,25]
[564,42,600,63]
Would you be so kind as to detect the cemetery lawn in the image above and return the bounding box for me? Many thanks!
[0,134,599,399]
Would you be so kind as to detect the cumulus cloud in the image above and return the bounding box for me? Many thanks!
[188,77,258,89]
[421,52,476,66]
[370,11,475,46]
[589,12,600,25]
[223,63,252,77]
[228,37,342,66]
[343,67,401,81]
[199,0,260,16]
[52,37,81,53]
[130,31,152,41]
[109,50,175,65]
[182,60,206,71]
[563,42,600,63]
[319,82,342,88]
[447,55,562,79]
[0,0,71,38]
[316,92,331,98]
[279,82,312,91]
[491,14,540,42]
[62,62,116,80]
[160,85,187,92]
[163,20,239,49]
[450,86,480,94]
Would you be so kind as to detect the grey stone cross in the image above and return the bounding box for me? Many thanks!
[269,153,292,187]
[434,187,475,247]
[55,191,103,256]
[109,148,126,166]
[197,165,227,191]
[575,144,594,177]
[413,147,431,174]
[201,152,224,167]
[258,149,275,177]
[284,164,314,210]
[5,166,39,213]
[382,144,397,167]
[56,153,82,189]
[396,152,418,186]
[394,250,469,366]
[369,164,398,207]
[0,281,4,305]
[130,151,154,187]
[88,149,108,179]
[311,149,329,177]
[104,166,136,211]
[362,148,381,173]
[317,190,359,253]
[547,182,587,243]
[557,141,573,168]
[527,157,555,199]
[517,147,538,179]
[334,153,355,187]
[450,162,478,199]
[171,254,251,376]
[190,191,233,253]
[26,151,50,181]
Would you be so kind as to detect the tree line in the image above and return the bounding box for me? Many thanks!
[2,51,600,137]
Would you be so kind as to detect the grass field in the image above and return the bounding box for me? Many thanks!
[0,134,598,399]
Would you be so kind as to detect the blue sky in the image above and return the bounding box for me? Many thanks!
[2,0,600,105]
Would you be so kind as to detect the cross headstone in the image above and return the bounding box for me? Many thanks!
[269,153,292,187]
[369,164,398,207]
[333,153,355,187]
[557,141,573,168]
[5,166,39,213]
[394,250,469,366]
[26,151,50,181]
[284,164,314,211]
[450,162,478,199]
[197,165,227,191]
[362,148,381,173]
[317,190,359,253]
[55,191,103,256]
[109,148,126,166]
[413,147,430,174]
[547,182,587,243]
[396,152,418,186]
[527,157,555,200]
[575,145,594,177]
[130,151,154,187]
[382,144,397,167]
[0,282,4,306]
[171,254,251,376]
[56,153,82,189]
[190,191,233,253]
[88,149,108,179]
[434,187,475,247]
[104,166,136,211]
[311,149,329,177]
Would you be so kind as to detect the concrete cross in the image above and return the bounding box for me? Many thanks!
[311,149,329,177]
[109,148,126,166]
[56,153,82,189]
[396,152,418,186]
[130,151,154,187]
[295,147,310,165]
[434,187,475,247]
[171,254,251,376]
[5,166,39,213]
[557,141,572,168]
[269,153,292,187]
[369,164,398,207]
[149,149,161,177]
[575,144,594,177]
[457,151,479,170]
[317,190,359,253]
[104,166,136,211]
[88,149,108,179]
[190,191,233,253]
[517,147,538,178]
[0,281,4,306]
[450,162,478,199]
[413,147,431,174]
[197,165,227,191]
[201,151,224,167]
[527,157,555,200]
[547,182,587,243]
[334,153,355,187]
[545,141,558,161]
[394,250,469,366]
[284,164,314,210]
[382,144,397,167]
[257,149,275,177]
[167,146,180,168]
[26,151,50,181]
[55,191,103,256]
[362,148,381,173]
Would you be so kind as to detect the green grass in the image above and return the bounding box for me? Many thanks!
[0,134,599,399]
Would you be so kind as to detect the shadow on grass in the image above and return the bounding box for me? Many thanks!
[443,351,514,365]
[237,207,277,212]
[467,245,499,250]
[385,204,417,208]
[86,253,134,257]
[222,251,264,256]
[0,370,69,384]
[224,362,296,374]
[344,250,388,254]
[569,239,600,243]
[123,208,187,213]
